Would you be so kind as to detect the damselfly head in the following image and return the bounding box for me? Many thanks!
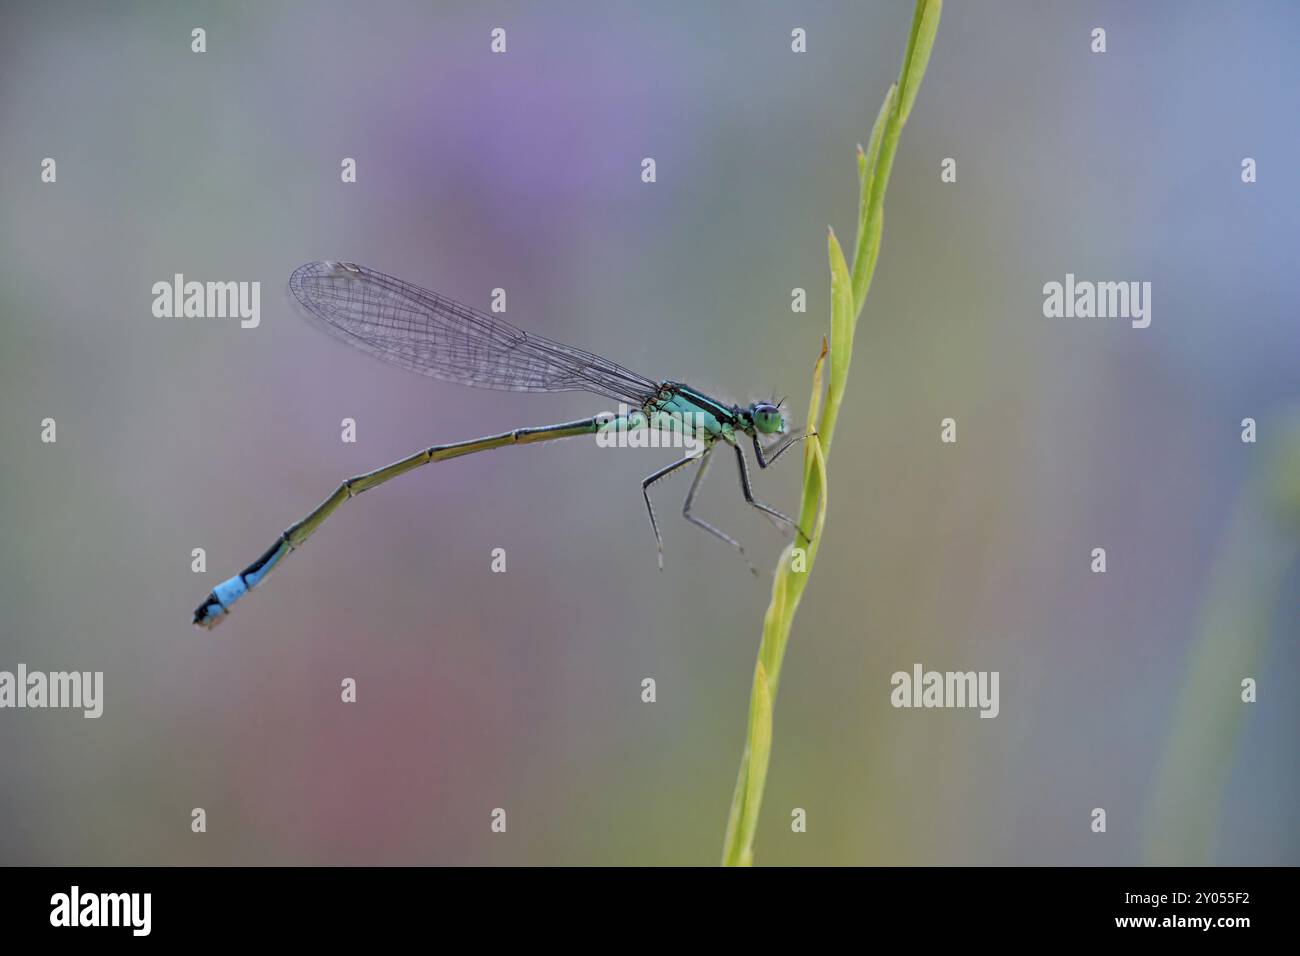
[748,400,786,435]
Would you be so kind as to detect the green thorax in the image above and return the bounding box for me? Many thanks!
[650,383,744,441]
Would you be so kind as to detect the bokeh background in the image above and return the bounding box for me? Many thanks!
[1,0,1297,865]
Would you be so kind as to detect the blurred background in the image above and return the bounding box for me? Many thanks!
[1,0,1297,865]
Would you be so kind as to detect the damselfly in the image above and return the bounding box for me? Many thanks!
[193,261,812,628]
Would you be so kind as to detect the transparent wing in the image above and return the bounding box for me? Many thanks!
[289,261,661,406]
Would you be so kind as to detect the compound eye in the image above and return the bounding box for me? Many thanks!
[752,403,783,433]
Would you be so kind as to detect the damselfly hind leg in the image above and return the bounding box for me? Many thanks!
[641,454,697,569]
[682,446,757,576]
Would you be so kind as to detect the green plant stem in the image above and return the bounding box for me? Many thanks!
[721,0,941,867]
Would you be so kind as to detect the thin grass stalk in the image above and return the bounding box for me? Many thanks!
[722,0,941,867]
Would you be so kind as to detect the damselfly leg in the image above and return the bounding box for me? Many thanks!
[681,446,758,576]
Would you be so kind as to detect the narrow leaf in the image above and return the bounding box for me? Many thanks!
[899,0,941,124]
[822,227,856,460]
[736,661,774,865]
[852,85,896,273]
[806,336,829,467]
